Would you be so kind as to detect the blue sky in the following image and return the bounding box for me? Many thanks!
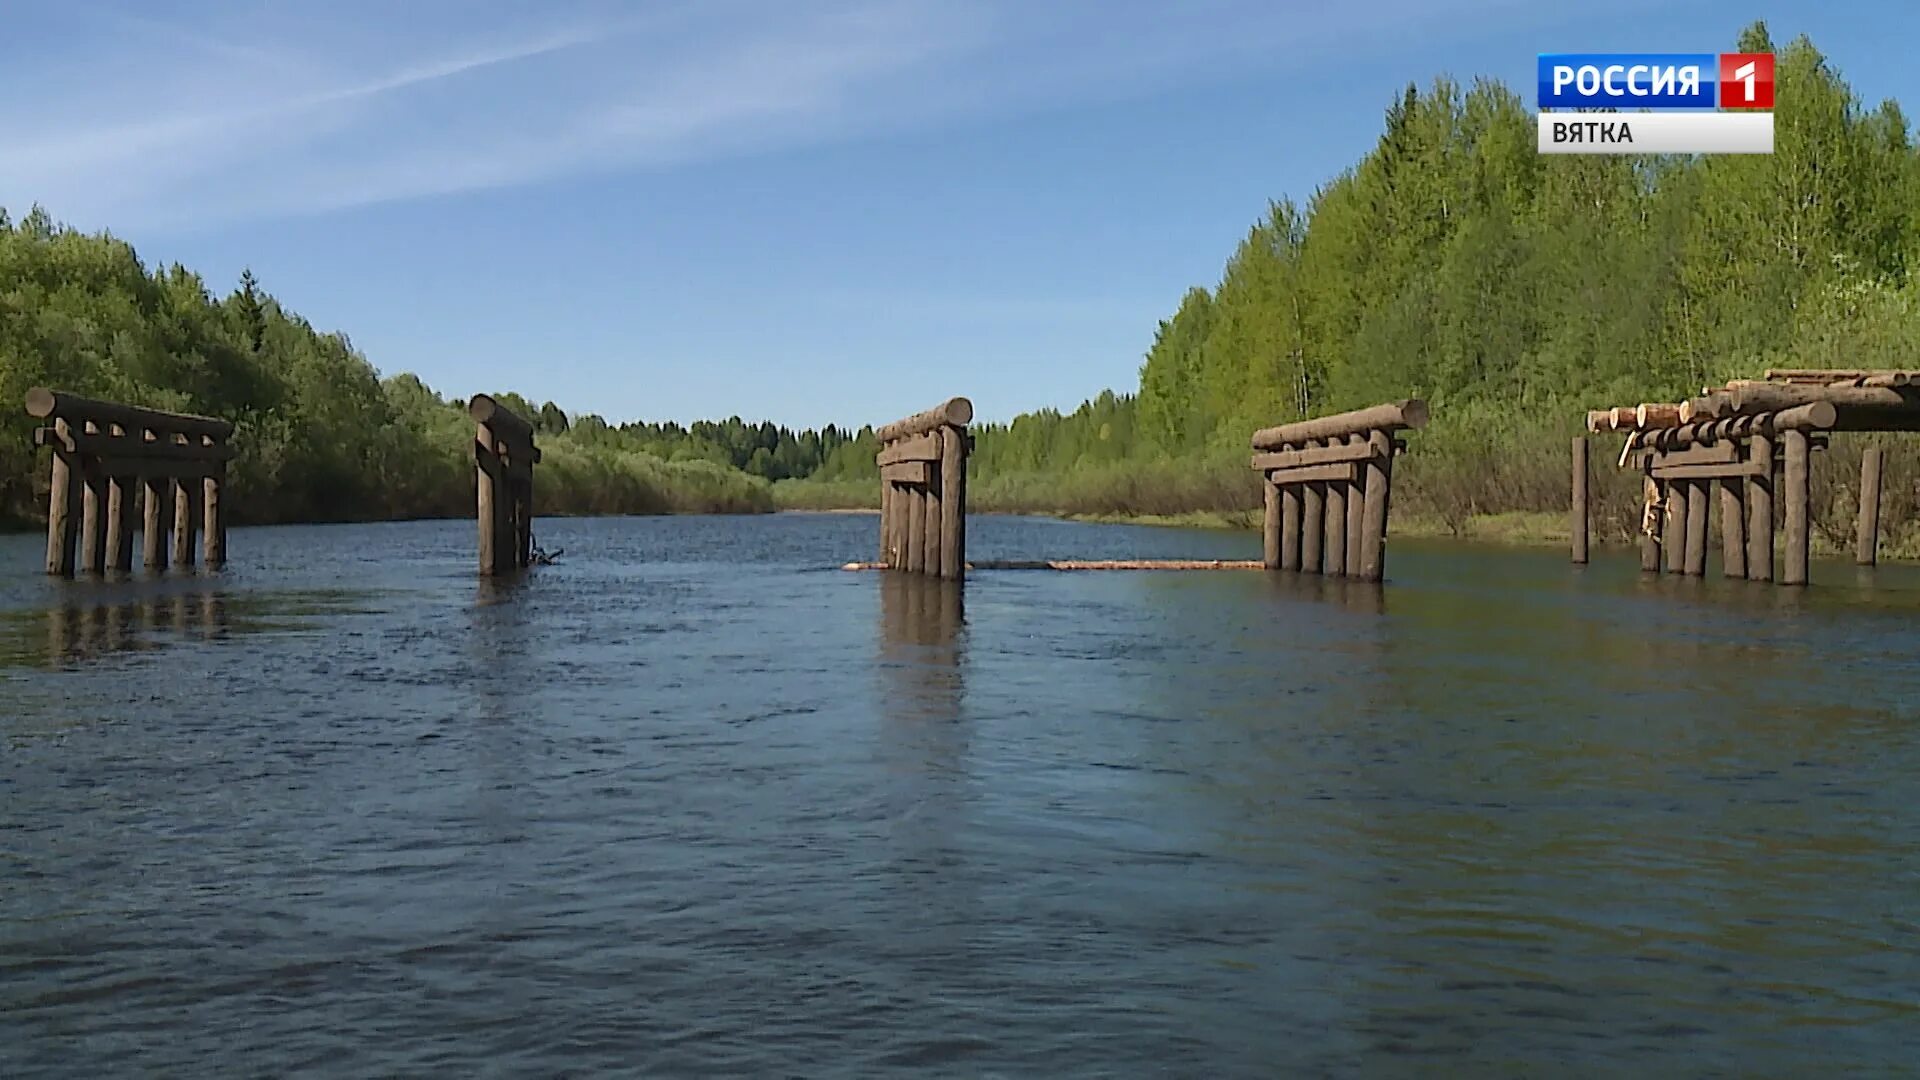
[2,1,1914,429]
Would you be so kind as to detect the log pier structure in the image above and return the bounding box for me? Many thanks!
[27,388,232,577]
[1579,369,1920,585]
[1252,400,1427,583]
[874,397,973,580]
[471,394,542,575]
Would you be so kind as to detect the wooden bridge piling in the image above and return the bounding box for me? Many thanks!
[1782,429,1811,586]
[469,395,541,577]
[1249,400,1425,584]
[874,397,971,580]
[1857,446,1882,566]
[1720,478,1747,579]
[1570,436,1589,565]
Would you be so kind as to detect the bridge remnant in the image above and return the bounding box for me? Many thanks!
[875,397,972,580]
[27,388,232,577]
[470,394,541,576]
[1250,400,1428,583]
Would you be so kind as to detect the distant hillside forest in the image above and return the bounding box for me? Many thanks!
[6,22,1920,548]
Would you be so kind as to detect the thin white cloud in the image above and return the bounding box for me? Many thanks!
[0,0,1602,230]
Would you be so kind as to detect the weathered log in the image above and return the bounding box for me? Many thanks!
[172,476,199,567]
[26,387,233,439]
[1678,394,1731,423]
[1262,480,1281,570]
[1782,429,1810,586]
[1636,402,1683,428]
[1250,400,1428,451]
[1358,429,1393,581]
[1250,441,1377,472]
[1746,434,1774,582]
[880,461,930,485]
[877,433,940,466]
[202,470,226,568]
[81,465,108,575]
[1344,435,1365,575]
[515,478,533,569]
[1728,383,1920,429]
[108,475,136,572]
[1280,485,1301,571]
[1764,368,1914,386]
[1719,478,1746,579]
[1651,461,1766,480]
[143,477,171,571]
[1663,480,1686,574]
[1648,402,1837,449]
[844,559,1265,571]
[1639,442,1739,467]
[1683,479,1708,576]
[1299,442,1325,574]
[1322,445,1347,577]
[1857,446,1882,566]
[878,481,893,566]
[1586,407,1638,433]
[45,419,80,577]
[35,428,235,462]
[468,394,535,441]
[475,426,514,576]
[876,398,974,443]
[921,462,943,578]
[905,485,927,575]
[1570,436,1588,565]
[1267,461,1361,486]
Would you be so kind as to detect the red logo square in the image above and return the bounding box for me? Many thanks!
[1720,53,1774,109]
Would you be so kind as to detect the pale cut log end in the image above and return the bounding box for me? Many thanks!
[1400,399,1430,430]
[24,387,55,418]
[943,397,974,427]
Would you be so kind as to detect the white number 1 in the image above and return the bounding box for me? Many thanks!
[1734,61,1757,102]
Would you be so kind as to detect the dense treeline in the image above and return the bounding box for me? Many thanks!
[788,23,1920,550]
[0,208,873,526]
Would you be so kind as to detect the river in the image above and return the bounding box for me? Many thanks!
[3,512,1917,1075]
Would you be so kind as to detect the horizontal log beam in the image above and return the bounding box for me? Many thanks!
[875,398,973,442]
[1764,368,1915,386]
[876,432,940,466]
[468,394,535,441]
[24,387,233,439]
[35,428,235,461]
[1645,402,1838,449]
[1249,441,1377,472]
[1250,399,1428,450]
[1265,462,1361,486]
[1651,461,1767,480]
[842,559,1265,571]
[880,461,931,485]
[1635,443,1740,468]
[84,457,223,480]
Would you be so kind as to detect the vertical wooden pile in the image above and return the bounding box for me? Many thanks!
[470,394,542,576]
[875,397,972,580]
[1249,400,1428,583]
[27,388,233,578]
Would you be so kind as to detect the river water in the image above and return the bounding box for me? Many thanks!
[2,512,1917,1075]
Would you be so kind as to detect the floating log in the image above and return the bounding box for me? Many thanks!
[1570,436,1588,565]
[1250,400,1428,451]
[1857,446,1883,566]
[843,560,1265,571]
[875,398,973,443]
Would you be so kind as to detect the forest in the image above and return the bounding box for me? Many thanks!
[6,23,1918,551]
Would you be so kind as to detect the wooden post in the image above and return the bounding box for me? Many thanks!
[1683,479,1708,576]
[1719,479,1746,579]
[1747,434,1774,582]
[939,426,966,580]
[173,475,199,568]
[202,468,226,568]
[1280,484,1301,571]
[143,476,171,571]
[1358,429,1393,582]
[108,474,137,572]
[1344,434,1365,576]
[1300,451,1324,575]
[879,479,893,566]
[515,478,533,570]
[1856,446,1883,566]
[45,419,80,577]
[1262,480,1281,569]
[905,485,926,575]
[921,464,943,578]
[1322,441,1347,577]
[81,463,108,575]
[476,426,511,576]
[1570,436,1589,564]
[1783,428,1810,586]
[1662,479,1686,574]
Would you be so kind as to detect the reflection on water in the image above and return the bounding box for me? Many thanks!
[3,517,1920,1075]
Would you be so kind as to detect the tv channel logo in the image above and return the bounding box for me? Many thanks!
[1537,53,1774,110]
